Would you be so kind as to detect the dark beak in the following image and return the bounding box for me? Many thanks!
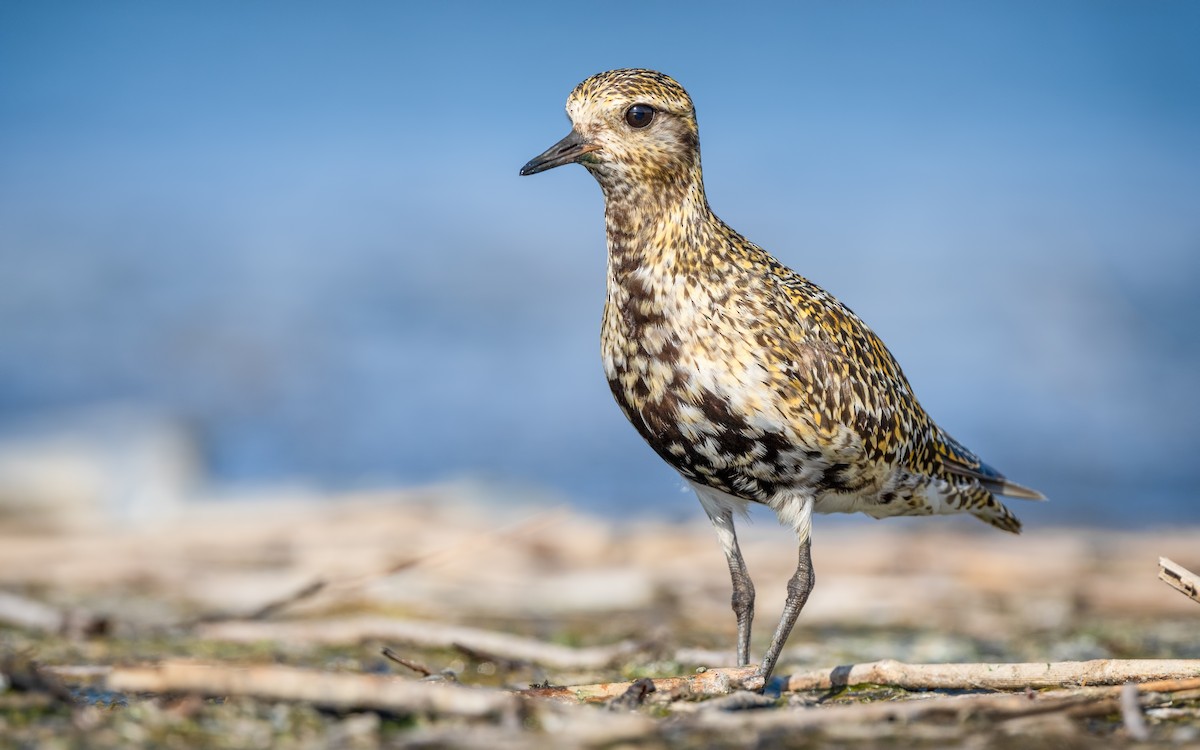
[519,129,600,176]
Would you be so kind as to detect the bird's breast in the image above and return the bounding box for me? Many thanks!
[600,277,848,501]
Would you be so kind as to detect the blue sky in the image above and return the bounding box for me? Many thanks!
[1,2,1198,525]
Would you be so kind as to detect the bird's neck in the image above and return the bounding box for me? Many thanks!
[601,175,717,286]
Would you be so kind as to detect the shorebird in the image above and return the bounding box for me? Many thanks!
[520,69,1043,687]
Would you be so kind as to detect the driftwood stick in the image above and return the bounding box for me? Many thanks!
[523,667,758,703]
[684,681,1197,733]
[524,660,1200,704]
[197,616,641,671]
[1159,557,1200,605]
[781,658,1200,692]
[106,661,520,718]
[0,591,65,633]
[102,659,658,743]
[58,660,1200,740]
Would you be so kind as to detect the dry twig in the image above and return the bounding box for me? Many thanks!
[102,659,658,744]
[44,659,1200,745]
[524,660,1200,703]
[381,647,434,677]
[523,667,758,703]
[197,616,641,670]
[682,683,1188,733]
[780,658,1200,692]
[240,579,329,620]
[106,660,519,718]
[1159,557,1200,605]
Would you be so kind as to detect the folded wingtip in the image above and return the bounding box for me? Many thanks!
[995,479,1047,502]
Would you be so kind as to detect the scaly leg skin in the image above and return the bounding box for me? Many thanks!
[704,508,755,666]
[744,536,815,692]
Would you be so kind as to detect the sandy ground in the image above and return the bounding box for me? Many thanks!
[1,483,1198,748]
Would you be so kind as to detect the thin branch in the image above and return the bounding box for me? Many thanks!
[781,658,1200,692]
[51,658,1200,745]
[522,660,1200,703]
[522,666,758,703]
[185,579,331,627]
[197,616,642,671]
[101,658,658,745]
[682,681,1198,734]
[381,647,434,677]
[242,579,329,620]
[105,661,520,718]
[1159,557,1200,605]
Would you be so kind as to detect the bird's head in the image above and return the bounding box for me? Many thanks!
[520,69,702,198]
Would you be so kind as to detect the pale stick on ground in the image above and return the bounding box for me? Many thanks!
[103,660,656,743]
[1159,556,1200,605]
[682,677,1200,733]
[197,616,641,671]
[522,659,1200,703]
[95,660,1200,741]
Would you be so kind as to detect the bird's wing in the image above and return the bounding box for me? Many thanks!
[772,264,1044,501]
[931,429,1045,499]
[772,268,928,463]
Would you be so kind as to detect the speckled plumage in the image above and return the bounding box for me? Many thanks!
[521,69,1043,686]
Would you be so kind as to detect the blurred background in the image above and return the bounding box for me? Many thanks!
[1,1,1197,529]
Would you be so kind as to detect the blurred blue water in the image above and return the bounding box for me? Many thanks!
[1,2,1198,525]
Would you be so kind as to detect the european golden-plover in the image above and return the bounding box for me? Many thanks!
[520,68,1043,687]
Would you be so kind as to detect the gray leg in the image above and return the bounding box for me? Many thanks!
[757,535,815,684]
[704,508,755,666]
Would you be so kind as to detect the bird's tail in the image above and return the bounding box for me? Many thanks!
[933,430,1044,533]
[970,496,1023,534]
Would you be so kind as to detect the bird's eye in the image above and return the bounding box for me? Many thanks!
[625,104,655,129]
